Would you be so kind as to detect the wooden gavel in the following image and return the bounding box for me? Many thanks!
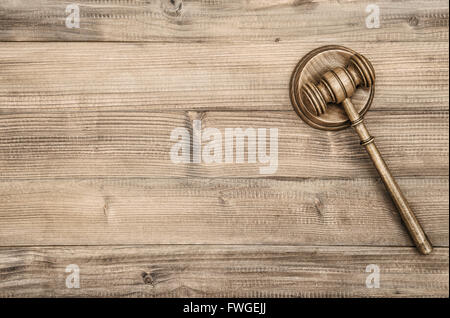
[298,52,433,255]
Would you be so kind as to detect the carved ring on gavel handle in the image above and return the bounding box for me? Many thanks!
[290,46,433,255]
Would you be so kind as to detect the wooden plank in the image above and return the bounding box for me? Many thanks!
[0,0,447,42]
[0,1,447,299]
[0,177,447,246]
[0,42,447,113]
[0,110,447,180]
[0,245,447,297]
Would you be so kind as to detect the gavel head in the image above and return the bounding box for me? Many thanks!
[301,53,375,116]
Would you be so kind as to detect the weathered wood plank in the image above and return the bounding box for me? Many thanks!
[0,177,447,246]
[0,0,447,299]
[0,0,447,42]
[0,245,447,297]
[0,42,447,113]
[0,110,447,180]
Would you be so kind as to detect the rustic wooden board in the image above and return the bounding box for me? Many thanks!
[0,0,448,298]
[0,42,447,113]
[0,0,448,42]
[0,245,447,297]
[0,177,447,246]
[1,110,447,179]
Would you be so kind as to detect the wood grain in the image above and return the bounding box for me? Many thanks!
[1,110,447,179]
[0,0,448,298]
[0,177,447,246]
[0,0,448,42]
[0,245,447,297]
[0,42,447,113]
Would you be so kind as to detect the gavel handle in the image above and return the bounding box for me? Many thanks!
[341,98,433,255]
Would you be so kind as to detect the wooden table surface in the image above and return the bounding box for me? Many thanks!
[0,0,448,297]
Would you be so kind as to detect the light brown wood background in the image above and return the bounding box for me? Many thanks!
[0,0,448,297]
